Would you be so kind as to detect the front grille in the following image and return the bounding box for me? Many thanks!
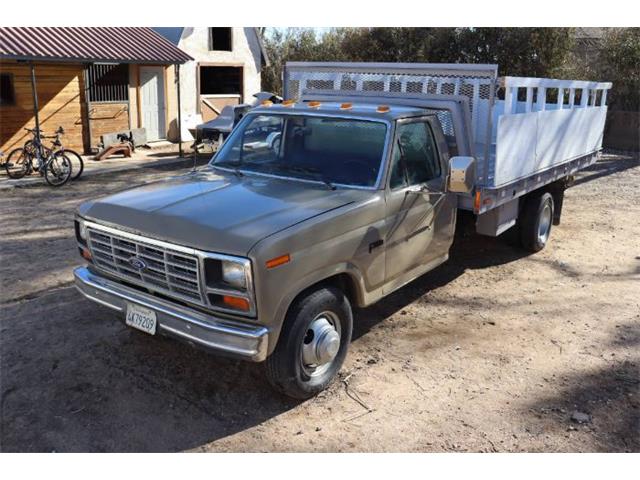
[86,227,205,306]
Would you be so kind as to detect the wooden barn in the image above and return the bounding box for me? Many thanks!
[0,27,192,155]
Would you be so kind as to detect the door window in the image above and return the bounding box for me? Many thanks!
[389,121,441,189]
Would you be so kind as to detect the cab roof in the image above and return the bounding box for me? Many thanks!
[250,101,432,122]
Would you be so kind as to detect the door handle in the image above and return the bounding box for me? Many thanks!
[406,185,427,195]
[369,239,384,253]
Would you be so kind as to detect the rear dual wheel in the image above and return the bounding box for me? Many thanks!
[519,191,554,252]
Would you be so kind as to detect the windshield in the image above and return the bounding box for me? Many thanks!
[211,113,388,187]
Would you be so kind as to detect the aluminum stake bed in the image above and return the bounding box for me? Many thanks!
[284,62,611,234]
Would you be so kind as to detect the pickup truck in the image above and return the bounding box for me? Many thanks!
[74,62,611,398]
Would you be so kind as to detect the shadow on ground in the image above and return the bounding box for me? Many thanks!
[0,218,529,452]
[524,359,639,452]
[353,212,528,341]
[573,152,640,187]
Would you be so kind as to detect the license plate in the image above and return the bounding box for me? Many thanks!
[125,303,157,335]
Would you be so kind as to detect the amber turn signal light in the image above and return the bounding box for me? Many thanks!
[80,247,92,261]
[222,295,250,311]
[266,254,290,269]
[474,190,482,211]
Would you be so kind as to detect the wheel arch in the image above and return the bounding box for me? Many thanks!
[267,263,366,355]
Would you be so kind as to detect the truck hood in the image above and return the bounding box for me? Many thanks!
[78,168,366,256]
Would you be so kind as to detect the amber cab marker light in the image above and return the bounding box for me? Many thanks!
[282,99,296,107]
[266,254,291,269]
[307,101,321,108]
[377,105,390,113]
[340,102,353,110]
[222,295,250,311]
[261,100,273,107]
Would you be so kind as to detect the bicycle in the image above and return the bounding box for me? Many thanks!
[22,126,84,180]
[5,128,73,186]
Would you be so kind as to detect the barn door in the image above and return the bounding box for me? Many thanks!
[140,67,166,141]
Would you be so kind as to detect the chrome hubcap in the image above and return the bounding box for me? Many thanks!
[301,312,341,377]
[538,204,552,244]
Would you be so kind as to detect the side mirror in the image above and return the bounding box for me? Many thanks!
[448,156,475,194]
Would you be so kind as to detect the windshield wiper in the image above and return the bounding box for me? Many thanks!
[212,161,244,178]
[270,163,336,190]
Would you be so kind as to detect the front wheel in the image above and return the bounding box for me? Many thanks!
[266,286,353,399]
[44,152,72,187]
[519,191,554,252]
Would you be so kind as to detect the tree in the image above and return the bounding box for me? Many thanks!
[456,28,575,77]
[598,28,640,111]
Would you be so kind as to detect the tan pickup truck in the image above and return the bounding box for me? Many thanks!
[74,62,611,398]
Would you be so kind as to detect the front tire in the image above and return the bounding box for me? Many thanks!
[44,152,72,187]
[266,286,353,399]
[520,191,554,252]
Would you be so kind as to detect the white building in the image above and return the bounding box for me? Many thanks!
[154,27,268,138]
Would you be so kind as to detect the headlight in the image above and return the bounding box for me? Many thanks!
[221,260,247,290]
[203,255,255,316]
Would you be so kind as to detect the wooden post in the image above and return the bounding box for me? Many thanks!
[29,63,41,145]
[82,64,93,153]
[176,64,183,158]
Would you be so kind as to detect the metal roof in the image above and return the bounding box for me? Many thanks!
[0,27,192,64]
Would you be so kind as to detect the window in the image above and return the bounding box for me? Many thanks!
[390,121,441,189]
[0,73,15,106]
[214,114,388,187]
[209,28,232,51]
[87,64,129,103]
[199,66,242,95]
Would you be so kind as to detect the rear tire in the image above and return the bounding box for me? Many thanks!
[5,148,30,179]
[63,149,84,180]
[266,286,353,399]
[519,191,554,252]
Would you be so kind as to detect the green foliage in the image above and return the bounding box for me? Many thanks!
[598,28,640,110]
[260,27,638,111]
[456,28,574,77]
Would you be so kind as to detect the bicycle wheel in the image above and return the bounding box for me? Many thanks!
[62,149,84,180]
[5,148,31,179]
[44,152,72,187]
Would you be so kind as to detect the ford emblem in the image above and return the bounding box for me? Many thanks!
[128,256,147,270]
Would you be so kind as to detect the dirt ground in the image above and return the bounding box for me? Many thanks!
[0,153,638,452]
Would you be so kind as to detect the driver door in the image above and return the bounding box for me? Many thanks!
[383,117,456,293]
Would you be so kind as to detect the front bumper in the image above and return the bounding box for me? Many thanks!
[74,266,269,361]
